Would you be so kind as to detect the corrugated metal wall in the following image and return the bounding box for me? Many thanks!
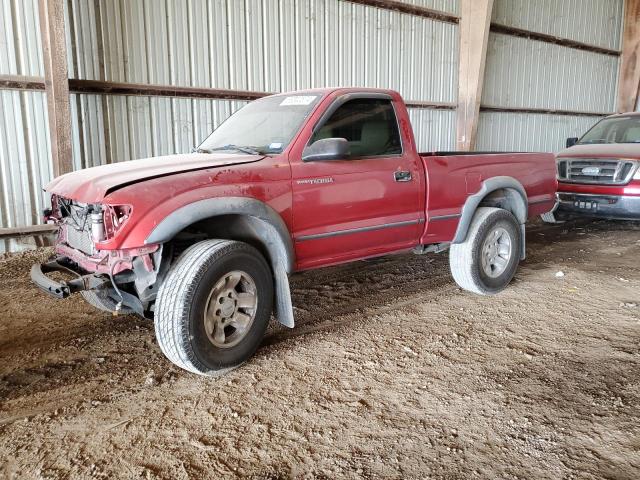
[482,33,619,113]
[492,0,623,51]
[0,0,51,252]
[65,0,459,168]
[477,0,624,152]
[476,112,602,152]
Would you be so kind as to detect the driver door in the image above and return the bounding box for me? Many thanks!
[290,95,423,269]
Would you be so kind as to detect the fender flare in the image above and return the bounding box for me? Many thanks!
[145,197,294,271]
[145,197,296,328]
[452,176,528,256]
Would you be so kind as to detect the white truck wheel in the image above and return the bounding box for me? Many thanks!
[449,207,522,295]
[154,240,273,376]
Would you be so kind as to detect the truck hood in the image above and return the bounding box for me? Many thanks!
[558,143,640,160]
[46,152,264,203]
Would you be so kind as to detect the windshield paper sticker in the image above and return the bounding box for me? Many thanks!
[280,96,317,106]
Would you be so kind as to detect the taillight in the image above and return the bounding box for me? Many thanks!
[102,205,132,240]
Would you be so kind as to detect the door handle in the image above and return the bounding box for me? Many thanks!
[394,171,412,182]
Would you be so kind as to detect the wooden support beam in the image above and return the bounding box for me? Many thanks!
[456,0,494,151]
[38,0,73,177]
[490,23,620,57]
[618,0,640,113]
[0,224,58,240]
[344,0,458,24]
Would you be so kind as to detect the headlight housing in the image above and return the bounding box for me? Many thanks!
[102,205,132,241]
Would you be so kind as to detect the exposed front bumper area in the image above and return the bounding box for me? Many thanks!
[556,192,640,220]
[30,258,109,299]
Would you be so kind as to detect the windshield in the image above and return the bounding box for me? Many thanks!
[198,94,322,154]
[579,116,640,144]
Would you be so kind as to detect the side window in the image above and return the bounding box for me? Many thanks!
[310,98,402,158]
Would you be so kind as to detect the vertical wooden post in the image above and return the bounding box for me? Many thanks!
[38,0,73,176]
[618,0,640,113]
[456,0,494,151]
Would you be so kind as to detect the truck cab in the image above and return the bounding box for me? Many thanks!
[554,113,640,221]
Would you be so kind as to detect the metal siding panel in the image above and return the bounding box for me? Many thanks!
[476,111,602,152]
[144,0,170,85]
[0,0,43,76]
[407,108,456,151]
[492,0,624,51]
[397,0,459,15]
[0,90,51,236]
[483,33,619,113]
[100,0,126,82]
[66,0,458,100]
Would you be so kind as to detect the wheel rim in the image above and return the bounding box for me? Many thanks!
[481,226,512,278]
[203,270,258,349]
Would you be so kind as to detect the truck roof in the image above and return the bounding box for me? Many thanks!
[269,87,399,97]
[607,111,640,118]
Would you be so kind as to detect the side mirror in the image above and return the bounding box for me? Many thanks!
[566,137,579,148]
[302,138,350,162]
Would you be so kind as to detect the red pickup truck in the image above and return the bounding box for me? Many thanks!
[31,88,556,375]
[551,112,640,221]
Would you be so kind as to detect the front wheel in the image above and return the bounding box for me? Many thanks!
[154,240,274,375]
[449,207,522,295]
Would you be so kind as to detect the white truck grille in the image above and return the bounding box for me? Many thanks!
[557,158,637,185]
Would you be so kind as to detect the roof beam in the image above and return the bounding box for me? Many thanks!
[343,0,458,24]
[38,0,73,177]
[618,0,640,113]
[456,0,494,151]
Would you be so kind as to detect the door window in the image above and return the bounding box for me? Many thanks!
[310,99,402,158]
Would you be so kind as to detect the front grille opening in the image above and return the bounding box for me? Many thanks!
[618,162,634,182]
[557,160,568,179]
[562,158,637,185]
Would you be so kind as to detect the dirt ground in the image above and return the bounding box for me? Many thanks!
[0,219,639,479]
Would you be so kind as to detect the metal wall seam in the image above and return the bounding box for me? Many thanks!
[482,33,619,113]
[492,0,624,51]
[476,111,602,152]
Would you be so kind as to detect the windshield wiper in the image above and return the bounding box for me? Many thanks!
[197,144,262,155]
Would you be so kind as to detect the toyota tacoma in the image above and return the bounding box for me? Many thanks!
[31,88,557,375]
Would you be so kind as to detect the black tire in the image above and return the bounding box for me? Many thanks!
[449,207,521,295]
[154,240,274,376]
[81,289,133,315]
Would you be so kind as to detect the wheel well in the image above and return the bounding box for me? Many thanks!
[167,214,282,271]
[478,188,527,224]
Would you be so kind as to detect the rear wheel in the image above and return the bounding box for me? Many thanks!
[154,240,273,375]
[449,207,521,295]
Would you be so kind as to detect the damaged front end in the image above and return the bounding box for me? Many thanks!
[30,195,165,317]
